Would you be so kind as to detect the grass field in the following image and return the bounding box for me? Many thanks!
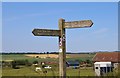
[2,53,95,62]
[2,54,58,63]
[2,66,95,76]
[1,53,119,77]
[1,53,95,76]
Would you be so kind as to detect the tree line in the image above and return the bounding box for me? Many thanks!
[1,52,96,54]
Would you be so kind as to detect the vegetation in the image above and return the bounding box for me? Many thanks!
[33,60,38,64]
[1,53,119,77]
[2,66,94,76]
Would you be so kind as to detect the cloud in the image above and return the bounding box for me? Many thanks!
[93,28,109,35]
[4,9,72,22]
[3,13,50,22]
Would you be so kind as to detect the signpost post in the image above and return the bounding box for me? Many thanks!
[59,19,66,77]
[32,18,93,78]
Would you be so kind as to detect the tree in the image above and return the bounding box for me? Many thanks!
[47,52,49,57]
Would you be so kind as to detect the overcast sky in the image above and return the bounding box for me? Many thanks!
[2,2,118,53]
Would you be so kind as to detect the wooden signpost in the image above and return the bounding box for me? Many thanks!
[32,18,93,78]
[64,20,93,28]
[32,29,60,36]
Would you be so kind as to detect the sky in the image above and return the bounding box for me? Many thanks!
[2,2,118,53]
[1,0,120,2]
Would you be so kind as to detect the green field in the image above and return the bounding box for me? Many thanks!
[2,53,95,62]
[1,53,95,76]
[2,54,58,63]
[2,66,95,76]
[2,53,119,77]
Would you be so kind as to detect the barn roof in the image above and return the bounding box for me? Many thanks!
[67,61,79,65]
[92,52,120,63]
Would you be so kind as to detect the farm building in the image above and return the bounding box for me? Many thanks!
[94,62,112,76]
[66,61,80,69]
[92,52,120,76]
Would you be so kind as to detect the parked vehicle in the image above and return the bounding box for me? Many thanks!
[44,66,52,69]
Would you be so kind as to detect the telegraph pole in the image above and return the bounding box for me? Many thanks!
[58,19,66,77]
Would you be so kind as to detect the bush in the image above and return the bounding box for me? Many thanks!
[11,61,17,69]
[36,56,39,58]
[33,60,38,64]
[42,65,46,68]
[26,62,32,66]
[11,59,31,68]
[86,59,92,64]
[75,59,83,63]
[14,60,29,65]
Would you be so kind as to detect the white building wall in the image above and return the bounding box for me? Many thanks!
[94,64,100,76]
[113,63,118,69]
[94,62,112,76]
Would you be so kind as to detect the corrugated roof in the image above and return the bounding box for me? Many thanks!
[67,61,79,65]
[92,52,120,62]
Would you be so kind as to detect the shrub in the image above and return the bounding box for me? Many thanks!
[26,62,32,66]
[36,56,39,58]
[11,61,17,69]
[33,60,38,64]
[42,65,46,68]
[86,59,92,64]
[14,60,29,65]
[11,59,31,67]
[75,59,83,63]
